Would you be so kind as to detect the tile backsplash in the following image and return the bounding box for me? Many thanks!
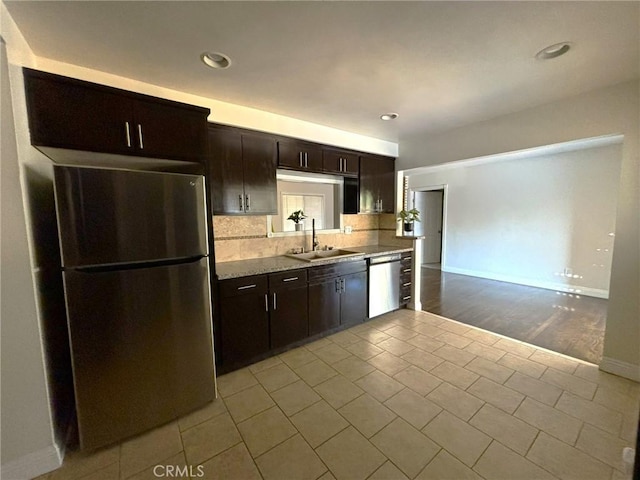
[213,214,402,263]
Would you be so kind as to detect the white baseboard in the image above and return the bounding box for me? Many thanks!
[1,444,62,480]
[600,357,640,382]
[442,266,609,299]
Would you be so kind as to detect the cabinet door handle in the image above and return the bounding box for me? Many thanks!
[305,152,308,168]
[238,284,257,290]
[299,152,303,167]
[273,292,277,310]
[124,122,132,147]
[239,194,244,212]
[245,194,251,212]
[344,158,348,172]
[335,279,340,293]
[282,277,299,282]
[341,278,346,293]
[137,124,144,149]
[339,157,343,172]
[265,293,269,312]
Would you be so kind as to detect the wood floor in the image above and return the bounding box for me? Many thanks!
[420,267,607,364]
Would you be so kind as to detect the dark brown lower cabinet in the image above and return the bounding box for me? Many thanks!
[308,279,341,336]
[269,270,309,349]
[308,260,368,335]
[340,271,368,327]
[219,270,309,368]
[219,275,270,366]
[400,252,413,305]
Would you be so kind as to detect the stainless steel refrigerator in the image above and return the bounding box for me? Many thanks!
[54,165,216,450]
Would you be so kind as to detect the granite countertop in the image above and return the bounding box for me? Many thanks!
[215,244,414,280]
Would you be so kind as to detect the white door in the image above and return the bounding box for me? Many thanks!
[415,191,443,264]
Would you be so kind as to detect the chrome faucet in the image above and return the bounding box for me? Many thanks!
[312,218,320,251]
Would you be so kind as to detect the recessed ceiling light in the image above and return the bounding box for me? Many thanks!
[201,52,231,69]
[535,42,572,60]
[380,113,399,121]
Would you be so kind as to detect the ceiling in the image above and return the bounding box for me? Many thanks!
[5,1,639,142]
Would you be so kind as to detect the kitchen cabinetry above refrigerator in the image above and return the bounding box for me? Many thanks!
[23,68,209,162]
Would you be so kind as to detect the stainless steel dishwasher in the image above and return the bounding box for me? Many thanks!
[368,253,401,318]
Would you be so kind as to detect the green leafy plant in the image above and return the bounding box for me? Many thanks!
[287,210,307,224]
[397,208,420,224]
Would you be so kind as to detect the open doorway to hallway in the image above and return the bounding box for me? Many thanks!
[412,189,444,270]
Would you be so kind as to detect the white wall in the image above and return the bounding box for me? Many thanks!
[399,80,640,380]
[408,143,622,298]
[0,38,61,478]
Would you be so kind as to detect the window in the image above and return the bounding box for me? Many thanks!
[281,193,324,231]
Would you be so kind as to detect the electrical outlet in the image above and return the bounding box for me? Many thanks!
[344,225,353,234]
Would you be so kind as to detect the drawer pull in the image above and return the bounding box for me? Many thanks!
[237,284,257,290]
[282,277,299,282]
[403,282,412,287]
[403,268,412,273]
[402,295,412,301]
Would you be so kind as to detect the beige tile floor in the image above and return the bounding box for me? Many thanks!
[36,309,639,480]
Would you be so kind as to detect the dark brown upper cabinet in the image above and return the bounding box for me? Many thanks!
[322,148,359,177]
[208,125,277,215]
[359,154,395,213]
[23,68,209,162]
[278,140,323,173]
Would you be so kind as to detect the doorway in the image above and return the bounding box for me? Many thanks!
[413,188,445,269]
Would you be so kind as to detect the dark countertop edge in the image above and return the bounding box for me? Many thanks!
[215,244,413,280]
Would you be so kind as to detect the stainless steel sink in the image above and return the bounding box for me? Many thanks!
[285,249,363,262]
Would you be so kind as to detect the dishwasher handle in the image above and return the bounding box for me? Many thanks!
[369,253,402,265]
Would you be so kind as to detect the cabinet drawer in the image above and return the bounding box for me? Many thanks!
[400,292,412,305]
[269,269,308,291]
[220,275,268,298]
[308,260,367,284]
[400,254,413,266]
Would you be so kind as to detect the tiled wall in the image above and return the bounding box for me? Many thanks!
[213,214,404,263]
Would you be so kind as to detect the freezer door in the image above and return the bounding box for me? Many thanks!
[63,258,215,450]
[54,166,208,268]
